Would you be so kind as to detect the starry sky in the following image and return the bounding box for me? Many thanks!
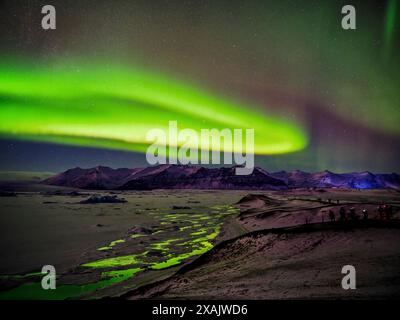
[0,0,399,173]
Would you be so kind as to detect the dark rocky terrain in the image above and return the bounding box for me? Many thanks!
[124,190,400,299]
[126,222,400,299]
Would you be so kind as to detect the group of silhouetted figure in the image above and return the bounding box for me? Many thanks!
[327,204,394,222]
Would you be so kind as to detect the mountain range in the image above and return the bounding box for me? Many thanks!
[41,165,400,190]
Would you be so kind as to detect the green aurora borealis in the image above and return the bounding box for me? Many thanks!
[0,59,307,155]
[0,0,399,172]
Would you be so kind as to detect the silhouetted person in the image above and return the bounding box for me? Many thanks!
[339,207,346,221]
[384,205,393,220]
[336,199,339,204]
[329,210,335,222]
[378,205,384,220]
[362,209,368,220]
[349,207,357,220]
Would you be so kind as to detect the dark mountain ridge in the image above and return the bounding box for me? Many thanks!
[41,165,400,190]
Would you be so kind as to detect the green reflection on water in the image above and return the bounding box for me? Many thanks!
[0,205,238,300]
[0,268,142,300]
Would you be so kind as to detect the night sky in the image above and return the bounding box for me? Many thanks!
[0,0,399,173]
